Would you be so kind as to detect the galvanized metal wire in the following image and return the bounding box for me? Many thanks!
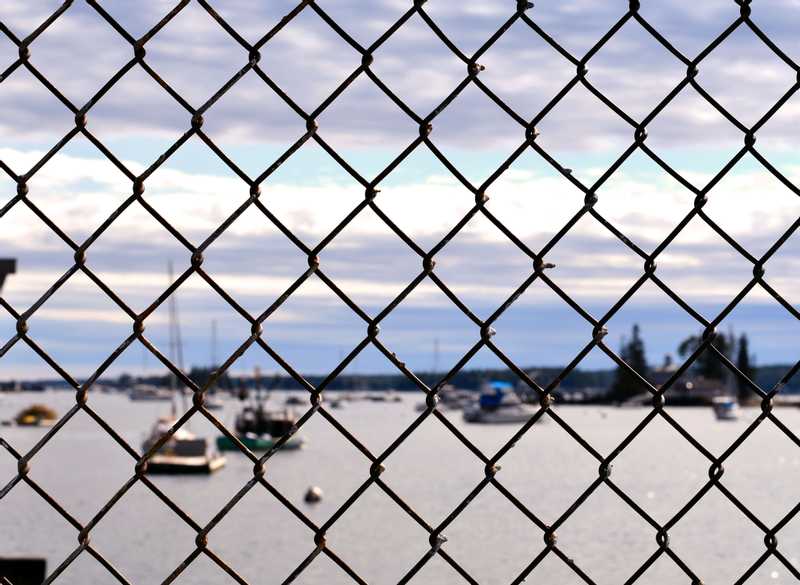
[2,1,800,583]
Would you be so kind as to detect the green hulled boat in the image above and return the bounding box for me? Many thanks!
[218,399,307,453]
[216,433,306,452]
[221,367,308,453]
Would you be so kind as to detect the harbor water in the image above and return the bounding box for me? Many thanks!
[2,391,800,584]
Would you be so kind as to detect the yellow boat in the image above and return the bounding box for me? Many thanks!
[14,404,58,427]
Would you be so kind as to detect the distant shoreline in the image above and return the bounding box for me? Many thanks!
[2,363,797,399]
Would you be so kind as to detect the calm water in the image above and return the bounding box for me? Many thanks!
[2,391,800,584]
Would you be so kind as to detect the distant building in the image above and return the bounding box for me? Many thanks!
[649,354,678,387]
[651,354,728,406]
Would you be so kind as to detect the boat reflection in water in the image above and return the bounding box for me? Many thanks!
[142,416,226,474]
[463,381,541,424]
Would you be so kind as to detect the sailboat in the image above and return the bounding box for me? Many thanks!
[142,416,226,474]
[216,367,306,452]
[142,262,226,475]
[204,320,224,411]
[415,338,475,412]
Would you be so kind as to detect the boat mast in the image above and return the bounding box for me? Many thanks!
[433,337,440,379]
[210,319,218,395]
[167,261,188,415]
[253,365,263,407]
[211,319,217,369]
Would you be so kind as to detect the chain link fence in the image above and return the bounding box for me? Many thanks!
[1,0,800,583]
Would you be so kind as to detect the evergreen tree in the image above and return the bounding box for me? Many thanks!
[735,333,756,404]
[610,324,649,401]
[188,365,232,390]
[677,332,733,381]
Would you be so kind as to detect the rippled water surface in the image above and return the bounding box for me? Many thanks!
[3,391,800,584]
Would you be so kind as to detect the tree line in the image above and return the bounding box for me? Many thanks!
[608,324,757,403]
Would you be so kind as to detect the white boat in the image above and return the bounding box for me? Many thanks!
[712,396,740,421]
[142,416,226,474]
[463,381,541,424]
[139,263,225,475]
[204,394,225,410]
[129,384,172,402]
[365,391,402,402]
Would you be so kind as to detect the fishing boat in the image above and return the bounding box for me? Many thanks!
[463,381,540,424]
[712,396,740,421]
[217,368,306,452]
[216,406,306,452]
[142,416,226,474]
[129,384,172,402]
[14,404,58,427]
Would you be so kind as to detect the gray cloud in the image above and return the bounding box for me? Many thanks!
[3,1,800,378]
[2,0,800,166]
[3,215,799,377]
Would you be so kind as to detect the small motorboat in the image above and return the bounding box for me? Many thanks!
[129,384,173,402]
[285,394,305,406]
[415,384,474,412]
[14,404,58,427]
[204,394,225,411]
[363,391,402,402]
[142,417,226,474]
[463,381,541,424]
[712,396,740,421]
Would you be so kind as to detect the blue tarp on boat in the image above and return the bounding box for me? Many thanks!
[479,381,513,408]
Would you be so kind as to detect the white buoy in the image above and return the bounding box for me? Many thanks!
[305,485,323,504]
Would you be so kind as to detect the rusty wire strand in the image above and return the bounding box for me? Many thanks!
[1,0,800,583]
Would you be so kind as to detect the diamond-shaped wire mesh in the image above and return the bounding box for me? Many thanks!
[2,0,800,583]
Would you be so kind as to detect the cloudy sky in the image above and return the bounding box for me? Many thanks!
[1,0,800,380]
